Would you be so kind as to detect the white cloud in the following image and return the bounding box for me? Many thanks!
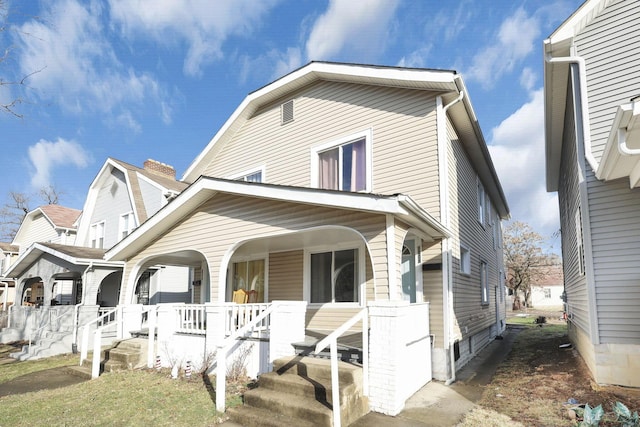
[108,0,281,77]
[28,138,91,188]
[520,67,537,91]
[305,0,400,61]
[465,8,540,89]
[239,47,303,85]
[15,0,171,129]
[488,88,559,243]
[397,46,433,68]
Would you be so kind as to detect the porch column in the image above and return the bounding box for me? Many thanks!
[156,304,179,367]
[367,301,409,416]
[269,301,307,363]
[205,303,227,354]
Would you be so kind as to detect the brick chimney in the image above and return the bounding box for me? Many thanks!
[143,159,176,180]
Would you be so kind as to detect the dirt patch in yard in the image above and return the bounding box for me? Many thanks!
[459,309,640,427]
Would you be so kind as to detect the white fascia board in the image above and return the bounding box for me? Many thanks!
[106,176,432,261]
[548,0,611,45]
[397,196,453,239]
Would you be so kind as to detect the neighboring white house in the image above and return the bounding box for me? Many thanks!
[544,0,640,387]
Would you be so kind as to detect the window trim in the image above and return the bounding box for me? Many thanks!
[227,255,268,303]
[477,179,486,226]
[310,129,373,193]
[480,260,489,305]
[90,221,105,249]
[119,211,135,240]
[460,243,471,275]
[228,165,266,183]
[303,242,365,308]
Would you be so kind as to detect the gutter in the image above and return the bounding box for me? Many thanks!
[544,52,598,172]
[438,85,464,386]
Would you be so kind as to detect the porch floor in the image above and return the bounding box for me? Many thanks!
[293,329,363,363]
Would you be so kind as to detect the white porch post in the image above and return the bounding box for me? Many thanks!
[269,301,307,363]
[368,301,407,416]
[156,304,179,367]
[120,304,143,340]
[206,303,228,413]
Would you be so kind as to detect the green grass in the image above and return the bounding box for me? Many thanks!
[0,351,248,426]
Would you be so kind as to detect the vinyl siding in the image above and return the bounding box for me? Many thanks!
[138,177,163,220]
[558,80,591,337]
[573,0,640,345]
[120,193,389,306]
[202,81,441,218]
[575,0,640,161]
[269,250,304,301]
[422,240,444,347]
[16,214,58,249]
[446,118,502,341]
[89,169,134,249]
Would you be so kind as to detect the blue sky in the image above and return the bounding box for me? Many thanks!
[0,0,583,252]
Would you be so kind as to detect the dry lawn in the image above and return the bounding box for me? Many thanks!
[459,310,640,427]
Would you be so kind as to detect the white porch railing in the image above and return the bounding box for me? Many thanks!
[216,302,276,412]
[79,307,119,367]
[176,304,206,335]
[314,308,369,427]
[225,303,270,337]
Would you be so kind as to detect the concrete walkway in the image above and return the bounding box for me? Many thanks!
[348,326,521,426]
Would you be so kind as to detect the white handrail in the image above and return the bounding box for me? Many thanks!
[313,308,368,427]
[79,307,119,365]
[216,303,276,412]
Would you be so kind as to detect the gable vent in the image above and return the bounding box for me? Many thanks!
[281,99,294,125]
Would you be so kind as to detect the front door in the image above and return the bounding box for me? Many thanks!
[402,240,416,303]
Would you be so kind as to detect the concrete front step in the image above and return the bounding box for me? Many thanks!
[226,405,318,427]
[102,338,148,372]
[229,356,368,427]
[10,331,74,361]
[65,364,93,380]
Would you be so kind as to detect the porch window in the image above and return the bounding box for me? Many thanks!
[232,259,265,302]
[310,249,358,303]
[90,221,105,249]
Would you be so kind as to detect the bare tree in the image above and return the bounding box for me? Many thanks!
[39,185,64,205]
[503,221,550,309]
[0,0,40,118]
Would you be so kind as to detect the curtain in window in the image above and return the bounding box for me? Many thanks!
[233,260,265,302]
[343,139,366,191]
[319,148,338,190]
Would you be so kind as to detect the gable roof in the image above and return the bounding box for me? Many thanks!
[544,0,614,191]
[12,205,82,246]
[105,177,453,262]
[75,157,188,244]
[3,242,120,278]
[182,61,509,218]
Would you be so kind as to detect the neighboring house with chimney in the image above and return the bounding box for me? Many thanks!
[544,0,640,387]
[0,158,188,356]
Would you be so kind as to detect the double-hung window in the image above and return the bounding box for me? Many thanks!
[310,248,359,304]
[477,180,486,225]
[233,168,264,183]
[90,221,105,249]
[119,212,135,240]
[312,130,371,192]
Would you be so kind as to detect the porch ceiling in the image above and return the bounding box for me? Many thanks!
[233,228,363,257]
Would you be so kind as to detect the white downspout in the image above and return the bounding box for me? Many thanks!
[545,48,600,344]
[438,79,464,385]
[545,52,598,172]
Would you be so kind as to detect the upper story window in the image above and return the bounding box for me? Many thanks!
[90,221,105,249]
[230,166,265,183]
[119,212,135,240]
[477,180,486,225]
[311,130,372,192]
